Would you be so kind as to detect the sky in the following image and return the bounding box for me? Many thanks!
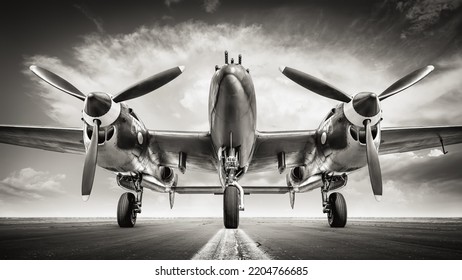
[0,0,462,217]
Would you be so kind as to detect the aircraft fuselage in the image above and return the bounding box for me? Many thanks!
[209,64,257,172]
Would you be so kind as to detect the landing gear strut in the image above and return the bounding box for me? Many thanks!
[321,173,347,228]
[117,178,143,228]
[220,141,245,229]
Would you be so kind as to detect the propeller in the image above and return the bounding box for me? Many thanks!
[113,66,185,102]
[280,65,433,104]
[29,64,185,201]
[279,66,352,102]
[379,65,434,101]
[280,64,434,200]
[364,119,382,201]
[29,65,86,100]
[81,120,99,201]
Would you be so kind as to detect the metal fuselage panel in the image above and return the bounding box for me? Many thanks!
[83,103,160,178]
[209,64,257,168]
[298,104,381,181]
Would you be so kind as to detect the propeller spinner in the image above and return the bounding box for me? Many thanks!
[280,65,434,200]
[30,64,185,200]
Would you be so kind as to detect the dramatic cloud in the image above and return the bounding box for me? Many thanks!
[0,168,66,200]
[203,0,220,13]
[428,149,444,157]
[15,4,462,216]
[397,0,462,37]
[24,20,462,131]
[344,148,462,217]
[382,55,462,127]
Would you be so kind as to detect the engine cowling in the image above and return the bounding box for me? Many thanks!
[315,103,381,173]
[116,167,178,193]
[287,172,348,193]
[116,173,141,192]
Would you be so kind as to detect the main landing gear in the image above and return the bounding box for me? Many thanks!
[321,174,347,227]
[117,180,143,228]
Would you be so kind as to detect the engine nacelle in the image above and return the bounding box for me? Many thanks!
[287,173,348,193]
[116,168,178,193]
[316,103,381,173]
[116,173,141,192]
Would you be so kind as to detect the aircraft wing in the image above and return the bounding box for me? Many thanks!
[249,130,317,172]
[0,125,84,154]
[380,126,462,155]
[148,130,217,172]
[173,186,289,194]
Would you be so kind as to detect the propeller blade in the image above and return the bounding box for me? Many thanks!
[365,120,382,201]
[29,65,86,101]
[81,121,99,201]
[279,66,352,102]
[379,65,434,101]
[113,66,185,102]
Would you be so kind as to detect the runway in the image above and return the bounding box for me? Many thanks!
[1,218,461,260]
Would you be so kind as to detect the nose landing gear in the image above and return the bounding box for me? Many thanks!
[223,185,239,229]
[220,145,245,229]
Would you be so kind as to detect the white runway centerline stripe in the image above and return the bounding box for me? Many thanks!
[192,229,271,260]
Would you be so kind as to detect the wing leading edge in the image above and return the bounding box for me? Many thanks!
[0,125,84,154]
[148,129,318,174]
[148,130,216,172]
[380,126,462,155]
[250,130,317,172]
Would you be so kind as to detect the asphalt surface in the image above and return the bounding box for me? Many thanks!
[0,218,461,260]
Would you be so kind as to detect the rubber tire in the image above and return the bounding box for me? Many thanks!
[117,192,137,228]
[223,186,239,229]
[327,192,347,228]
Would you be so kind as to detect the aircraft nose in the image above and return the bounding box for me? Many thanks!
[220,74,244,97]
[218,65,253,97]
[84,92,112,117]
[220,64,247,83]
[352,92,380,117]
[215,68,254,121]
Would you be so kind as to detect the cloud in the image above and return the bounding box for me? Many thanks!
[428,149,444,157]
[22,21,406,130]
[74,4,105,33]
[164,0,182,8]
[203,0,220,13]
[23,56,97,126]
[22,18,462,216]
[23,15,462,130]
[380,149,462,188]
[396,0,462,37]
[0,168,66,200]
[374,55,462,127]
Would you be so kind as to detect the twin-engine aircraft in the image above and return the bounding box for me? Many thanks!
[1,51,462,228]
